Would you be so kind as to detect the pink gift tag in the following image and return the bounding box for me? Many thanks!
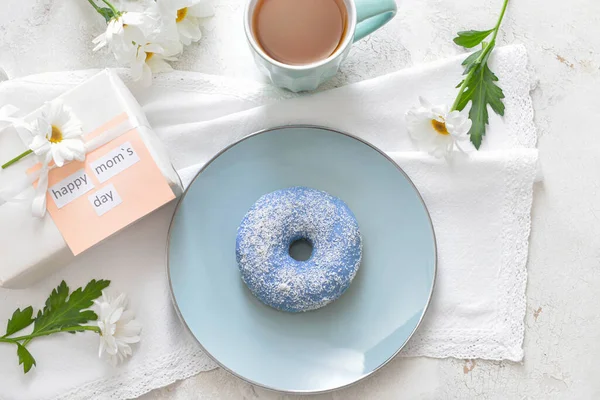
[32,113,176,255]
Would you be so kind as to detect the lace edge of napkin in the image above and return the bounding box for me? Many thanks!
[52,345,217,400]
[498,44,538,149]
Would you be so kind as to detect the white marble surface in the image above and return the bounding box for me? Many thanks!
[2,0,600,398]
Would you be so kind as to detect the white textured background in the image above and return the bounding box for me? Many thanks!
[2,0,600,398]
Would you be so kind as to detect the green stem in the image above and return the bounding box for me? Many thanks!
[450,0,509,111]
[0,326,101,344]
[1,149,32,169]
[86,0,102,13]
[100,0,120,15]
[493,0,510,35]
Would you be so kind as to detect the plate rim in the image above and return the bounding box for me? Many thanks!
[166,124,438,394]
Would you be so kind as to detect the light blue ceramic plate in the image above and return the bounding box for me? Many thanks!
[168,126,436,394]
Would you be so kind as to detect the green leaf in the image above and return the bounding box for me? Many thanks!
[456,62,505,149]
[454,41,505,149]
[16,343,36,374]
[453,29,494,48]
[5,307,34,337]
[462,50,483,67]
[98,7,116,23]
[461,49,483,75]
[32,280,110,335]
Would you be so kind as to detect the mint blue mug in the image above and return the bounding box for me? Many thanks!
[244,0,397,92]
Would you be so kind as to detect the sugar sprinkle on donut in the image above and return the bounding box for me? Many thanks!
[236,187,362,312]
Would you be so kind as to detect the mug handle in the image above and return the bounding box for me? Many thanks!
[353,0,397,42]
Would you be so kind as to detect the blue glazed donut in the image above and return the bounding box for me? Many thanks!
[236,187,362,312]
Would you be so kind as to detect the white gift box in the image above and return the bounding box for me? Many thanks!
[0,70,182,288]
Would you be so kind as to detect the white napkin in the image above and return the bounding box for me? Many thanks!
[0,45,537,400]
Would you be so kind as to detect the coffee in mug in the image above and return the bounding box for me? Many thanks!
[244,0,397,91]
[252,0,348,65]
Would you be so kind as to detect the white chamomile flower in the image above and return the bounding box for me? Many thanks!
[129,40,180,86]
[28,101,85,168]
[155,0,214,46]
[405,97,472,158]
[92,12,150,62]
[95,291,142,366]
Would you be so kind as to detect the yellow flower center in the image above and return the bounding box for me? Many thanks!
[431,119,449,135]
[145,52,154,61]
[176,8,188,23]
[49,125,63,143]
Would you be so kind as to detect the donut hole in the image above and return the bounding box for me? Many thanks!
[289,238,313,261]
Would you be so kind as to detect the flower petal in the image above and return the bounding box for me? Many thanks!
[148,57,174,74]
[189,2,215,18]
[121,12,146,27]
[109,307,124,325]
[178,18,202,42]
[58,145,75,163]
[61,122,83,138]
[120,320,142,340]
[92,33,108,51]
[51,146,65,167]
[66,141,86,160]
[431,104,449,118]
[119,333,141,344]
[140,64,153,87]
[104,334,118,355]
[50,101,66,124]
[129,52,146,81]
[35,116,51,138]
[145,43,164,54]
[98,336,106,358]
[160,40,183,57]
[122,344,133,357]
[113,293,128,309]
